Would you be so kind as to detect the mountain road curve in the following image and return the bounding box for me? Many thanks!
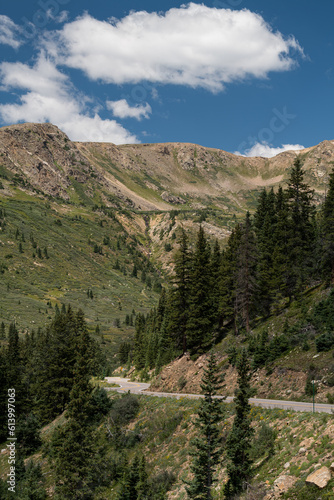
[105,377,334,414]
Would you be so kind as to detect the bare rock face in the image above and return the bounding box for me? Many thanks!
[306,466,331,488]
[273,475,297,493]
[161,191,186,204]
[0,122,92,199]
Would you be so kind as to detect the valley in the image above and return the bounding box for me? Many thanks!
[1,122,334,498]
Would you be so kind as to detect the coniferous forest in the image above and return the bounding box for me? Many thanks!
[130,159,334,373]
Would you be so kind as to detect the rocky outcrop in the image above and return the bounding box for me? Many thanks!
[0,122,92,199]
[161,192,186,204]
[305,466,331,488]
[273,475,297,494]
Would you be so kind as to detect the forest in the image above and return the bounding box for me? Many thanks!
[129,158,334,372]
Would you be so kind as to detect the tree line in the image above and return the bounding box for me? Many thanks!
[129,158,334,371]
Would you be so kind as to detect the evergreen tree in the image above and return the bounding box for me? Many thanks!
[5,322,29,415]
[16,460,47,500]
[235,213,257,333]
[219,224,242,331]
[132,264,138,278]
[254,189,277,316]
[117,454,150,500]
[0,321,5,339]
[286,156,316,296]
[185,352,224,499]
[52,317,95,499]
[210,240,222,323]
[187,227,214,353]
[0,350,7,442]
[168,228,192,353]
[35,307,77,422]
[133,313,146,370]
[156,308,174,372]
[271,186,291,304]
[224,349,254,498]
[321,168,334,283]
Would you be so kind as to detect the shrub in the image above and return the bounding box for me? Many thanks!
[89,387,112,420]
[316,332,334,352]
[250,422,277,460]
[109,393,140,426]
[16,414,42,456]
[150,469,176,497]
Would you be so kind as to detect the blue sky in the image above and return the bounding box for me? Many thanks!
[0,0,333,157]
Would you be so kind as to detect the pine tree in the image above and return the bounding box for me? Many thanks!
[33,306,78,423]
[321,168,334,283]
[224,349,254,498]
[254,189,277,316]
[187,227,214,353]
[133,313,146,370]
[136,456,150,499]
[117,454,149,500]
[271,186,291,304]
[168,228,192,353]
[132,264,138,278]
[0,350,7,442]
[16,460,47,500]
[219,224,242,331]
[0,321,5,339]
[185,352,224,499]
[286,156,316,296]
[235,213,257,333]
[52,316,95,499]
[210,240,222,323]
[6,323,25,413]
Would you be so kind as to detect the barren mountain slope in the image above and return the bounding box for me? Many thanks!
[1,122,333,213]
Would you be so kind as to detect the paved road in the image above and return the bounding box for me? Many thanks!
[105,377,334,414]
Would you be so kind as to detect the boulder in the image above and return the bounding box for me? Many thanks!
[273,475,297,493]
[306,466,331,488]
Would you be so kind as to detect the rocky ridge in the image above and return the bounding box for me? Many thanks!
[1,122,334,213]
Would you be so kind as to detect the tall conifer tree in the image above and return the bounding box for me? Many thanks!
[219,224,242,331]
[235,213,257,333]
[254,189,277,316]
[286,156,316,296]
[168,228,192,352]
[187,227,214,353]
[52,312,95,499]
[321,168,334,283]
[185,352,224,499]
[224,349,254,498]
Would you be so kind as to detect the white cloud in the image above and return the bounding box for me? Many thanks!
[0,55,138,144]
[0,15,22,49]
[46,10,69,24]
[107,99,152,120]
[44,4,303,92]
[235,142,305,158]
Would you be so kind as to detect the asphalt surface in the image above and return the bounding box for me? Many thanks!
[105,377,334,414]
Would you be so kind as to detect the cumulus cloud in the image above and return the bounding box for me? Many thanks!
[43,3,303,92]
[107,99,152,120]
[0,55,138,144]
[235,142,305,158]
[0,15,22,49]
